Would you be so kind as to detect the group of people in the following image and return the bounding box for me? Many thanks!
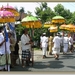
[0,27,34,71]
[40,32,74,60]
[0,27,19,71]
[0,26,74,71]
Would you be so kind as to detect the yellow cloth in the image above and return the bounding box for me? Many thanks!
[48,36,53,53]
[10,36,16,51]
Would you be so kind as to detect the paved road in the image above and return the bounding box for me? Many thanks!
[11,49,75,72]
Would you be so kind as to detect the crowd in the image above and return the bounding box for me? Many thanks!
[40,32,74,60]
[0,27,19,71]
[0,26,74,71]
[0,27,33,71]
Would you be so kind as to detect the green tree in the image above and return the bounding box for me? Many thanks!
[35,2,55,24]
[69,12,75,24]
[19,7,25,13]
[27,11,32,16]
[54,4,64,16]
[54,4,72,24]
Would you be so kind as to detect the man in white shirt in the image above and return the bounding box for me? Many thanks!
[40,33,48,59]
[0,27,6,71]
[52,33,61,60]
[21,29,32,67]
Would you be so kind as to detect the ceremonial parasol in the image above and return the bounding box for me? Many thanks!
[52,16,65,24]
[59,24,67,30]
[43,21,52,28]
[51,15,65,32]
[0,10,15,23]
[48,25,58,33]
[21,15,42,28]
[1,4,20,17]
[65,24,75,30]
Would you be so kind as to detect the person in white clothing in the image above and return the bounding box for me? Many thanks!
[52,33,61,60]
[40,33,48,58]
[60,32,64,52]
[0,27,6,71]
[21,28,32,67]
[63,34,69,54]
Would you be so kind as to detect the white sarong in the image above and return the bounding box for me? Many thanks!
[52,47,60,54]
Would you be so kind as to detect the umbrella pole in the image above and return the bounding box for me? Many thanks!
[58,23,60,32]
[31,28,34,66]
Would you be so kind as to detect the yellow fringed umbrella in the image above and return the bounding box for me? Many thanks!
[22,21,42,28]
[21,15,42,28]
[51,16,65,32]
[43,21,56,28]
[68,25,75,32]
[52,16,65,24]
[48,26,58,33]
[43,21,51,28]
[44,24,56,28]
[65,24,75,31]
[59,24,67,30]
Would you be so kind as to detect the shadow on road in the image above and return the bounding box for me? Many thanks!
[67,66,75,69]
[48,60,64,68]
[32,60,64,69]
[60,54,75,60]
[10,64,31,71]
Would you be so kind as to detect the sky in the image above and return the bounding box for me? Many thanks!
[0,2,75,16]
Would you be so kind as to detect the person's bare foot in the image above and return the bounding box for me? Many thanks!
[22,65,25,68]
[43,55,45,59]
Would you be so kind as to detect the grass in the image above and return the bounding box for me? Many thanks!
[33,47,40,50]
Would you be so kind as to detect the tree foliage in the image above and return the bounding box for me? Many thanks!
[69,12,75,24]
[35,2,55,24]
[19,7,25,13]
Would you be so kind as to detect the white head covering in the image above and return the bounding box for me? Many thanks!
[43,33,46,35]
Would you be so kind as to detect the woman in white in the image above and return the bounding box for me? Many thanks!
[52,33,61,60]
[63,34,69,54]
[41,33,48,58]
